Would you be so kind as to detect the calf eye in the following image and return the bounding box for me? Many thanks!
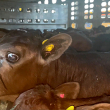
[6,52,20,63]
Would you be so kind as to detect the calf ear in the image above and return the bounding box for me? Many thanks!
[41,33,72,64]
[54,82,80,99]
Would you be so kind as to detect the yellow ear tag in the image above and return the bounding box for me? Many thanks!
[66,106,74,110]
[42,39,48,45]
[45,44,54,51]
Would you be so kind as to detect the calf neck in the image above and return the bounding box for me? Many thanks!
[36,52,110,98]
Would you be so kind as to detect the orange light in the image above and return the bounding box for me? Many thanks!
[102,23,110,27]
[71,23,77,29]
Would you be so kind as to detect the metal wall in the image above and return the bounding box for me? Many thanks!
[68,0,110,29]
[0,0,110,30]
[0,1,68,31]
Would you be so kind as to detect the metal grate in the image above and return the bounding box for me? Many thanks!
[0,1,68,31]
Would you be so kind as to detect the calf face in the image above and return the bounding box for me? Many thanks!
[11,82,80,110]
[11,83,110,110]
[0,29,72,100]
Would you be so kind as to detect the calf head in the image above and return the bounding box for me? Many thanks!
[11,82,80,110]
[0,29,72,101]
[11,83,110,110]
